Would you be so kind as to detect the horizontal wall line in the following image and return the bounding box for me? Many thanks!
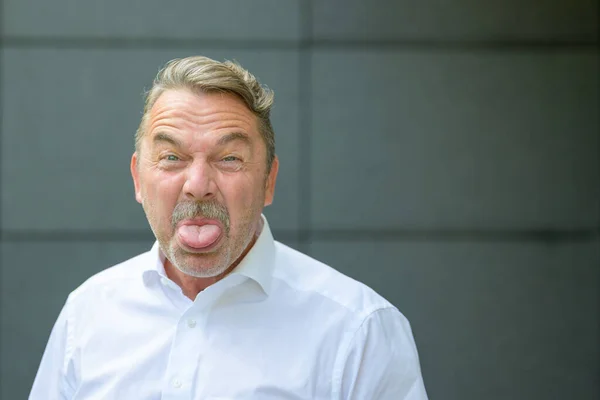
[1,230,156,242]
[0,36,596,50]
[0,230,298,242]
[311,38,599,51]
[0,37,303,50]
[1,228,598,243]
[0,37,304,50]
[307,228,600,243]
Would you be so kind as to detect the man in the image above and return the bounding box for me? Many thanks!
[30,56,428,399]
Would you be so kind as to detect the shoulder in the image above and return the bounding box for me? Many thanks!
[67,249,151,303]
[272,241,398,320]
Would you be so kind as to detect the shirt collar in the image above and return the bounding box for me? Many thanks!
[142,215,276,295]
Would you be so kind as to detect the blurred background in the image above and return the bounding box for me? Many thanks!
[0,1,598,399]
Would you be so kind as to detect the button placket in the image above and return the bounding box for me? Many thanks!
[162,307,209,397]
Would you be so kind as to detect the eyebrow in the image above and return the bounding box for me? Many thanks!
[216,132,252,147]
[152,131,251,149]
[152,132,184,148]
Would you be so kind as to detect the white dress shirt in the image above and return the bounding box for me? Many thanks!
[30,217,428,399]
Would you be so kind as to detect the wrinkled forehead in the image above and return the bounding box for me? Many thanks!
[146,89,258,132]
[139,89,267,157]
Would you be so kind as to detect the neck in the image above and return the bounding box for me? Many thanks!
[164,219,263,300]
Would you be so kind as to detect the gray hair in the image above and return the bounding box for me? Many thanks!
[135,56,275,171]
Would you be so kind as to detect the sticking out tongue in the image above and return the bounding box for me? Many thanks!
[177,224,222,250]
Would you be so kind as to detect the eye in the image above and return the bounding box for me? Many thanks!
[157,152,184,170]
[217,155,244,172]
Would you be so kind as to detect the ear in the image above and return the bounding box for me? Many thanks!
[130,152,143,204]
[264,156,279,207]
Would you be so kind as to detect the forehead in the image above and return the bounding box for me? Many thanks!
[147,89,259,139]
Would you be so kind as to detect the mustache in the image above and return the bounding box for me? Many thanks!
[171,200,230,234]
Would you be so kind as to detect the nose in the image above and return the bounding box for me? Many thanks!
[182,160,217,201]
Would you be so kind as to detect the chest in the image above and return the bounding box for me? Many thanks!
[71,295,345,399]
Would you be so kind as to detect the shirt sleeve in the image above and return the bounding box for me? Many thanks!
[337,307,428,400]
[29,298,76,400]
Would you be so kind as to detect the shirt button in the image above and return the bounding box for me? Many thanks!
[187,319,197,328]
[173,378,182,388]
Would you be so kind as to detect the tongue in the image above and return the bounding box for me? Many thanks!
[177,224,222,249]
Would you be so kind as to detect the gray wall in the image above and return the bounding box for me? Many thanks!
[1,1,598,399]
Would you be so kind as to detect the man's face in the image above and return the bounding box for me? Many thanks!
[131,89,278,278]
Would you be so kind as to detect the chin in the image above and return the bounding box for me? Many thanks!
[172,251,231,278]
